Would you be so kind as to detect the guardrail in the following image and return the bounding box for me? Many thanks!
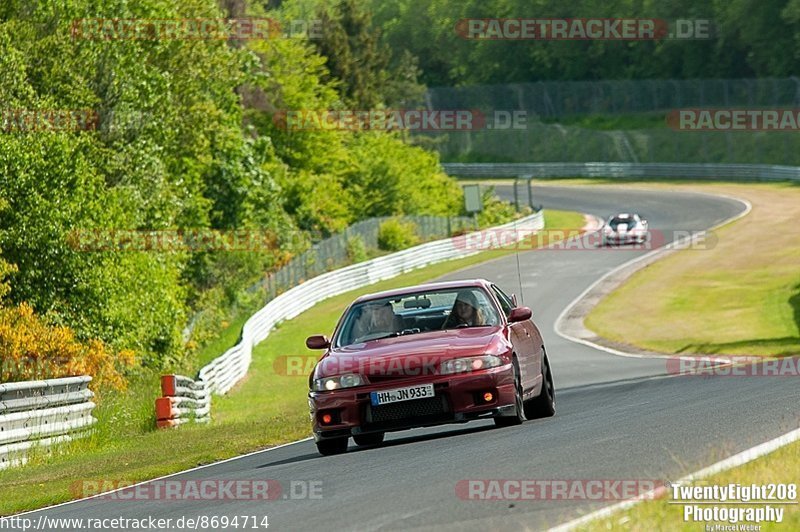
[155,375,211,428]
[156,210,545,427]
[0,376,96,469]
[442,162,800,181]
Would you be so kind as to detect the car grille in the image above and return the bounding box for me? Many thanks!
[365,395,449,424]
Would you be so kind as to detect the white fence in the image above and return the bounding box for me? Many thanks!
[155,211,545,422]
[442,162,800,182]
[0,376,96,469]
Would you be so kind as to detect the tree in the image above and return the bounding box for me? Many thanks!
[314,0,424,108]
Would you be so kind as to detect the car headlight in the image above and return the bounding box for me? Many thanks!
[439,355,503,375]
[312,373,365,391]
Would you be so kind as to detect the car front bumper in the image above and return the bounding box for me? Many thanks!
[309,365,516,441]
[604,232,646,244]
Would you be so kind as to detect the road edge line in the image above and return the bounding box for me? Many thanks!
[554,191,752,359]
[549,426,800,531]
[7,437,313,518]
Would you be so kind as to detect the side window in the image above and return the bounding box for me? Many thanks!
[491,285,513,317]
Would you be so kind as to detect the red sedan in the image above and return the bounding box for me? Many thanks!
[306,279,556,455]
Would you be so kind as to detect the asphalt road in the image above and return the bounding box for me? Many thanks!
[18,185,800,531]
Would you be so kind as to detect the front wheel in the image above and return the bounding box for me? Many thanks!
[353,432,384,447]
[316,437,349,456]
[495,360,525,427]
[524,350,556,419]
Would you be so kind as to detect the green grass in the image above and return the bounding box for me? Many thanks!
[540,112,667,130]
[583,440,800,531]
[0,209,585,516]
[586,265,800,356]
[193,311,249,368]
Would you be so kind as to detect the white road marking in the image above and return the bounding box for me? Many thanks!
[549,426,800,531]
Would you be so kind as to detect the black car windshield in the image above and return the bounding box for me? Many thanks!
[335,287,501,347]
[609,216,636,229]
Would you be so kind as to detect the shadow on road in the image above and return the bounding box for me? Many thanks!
[256,424,495,469]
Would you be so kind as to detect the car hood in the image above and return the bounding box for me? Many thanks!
[314,326,509,379]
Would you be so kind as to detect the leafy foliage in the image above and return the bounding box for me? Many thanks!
[313,0,425,108]
[369,0,800,85]
[476,187,528,227]
[378,218,420,251]
[0,302,134,390]
[346,235,368,263]
[0,0,461,378]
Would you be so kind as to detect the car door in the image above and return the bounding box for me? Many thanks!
[491,285,539,395]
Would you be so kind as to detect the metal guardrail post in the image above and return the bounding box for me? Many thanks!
[524,175,534,209]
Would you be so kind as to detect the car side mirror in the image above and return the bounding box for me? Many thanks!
[509,307,532,323]
[511,293,518,306]
[306,334,330,349]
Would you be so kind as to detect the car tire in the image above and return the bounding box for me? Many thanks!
[524,349,556,419]
[495,359,525,427]
[316,437,349,456]
[353,432,385,447]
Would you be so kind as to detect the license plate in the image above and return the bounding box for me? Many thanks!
[370,383,435,406]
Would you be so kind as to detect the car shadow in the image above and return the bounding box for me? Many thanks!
[363,422,496,451]
[256,423,496,469]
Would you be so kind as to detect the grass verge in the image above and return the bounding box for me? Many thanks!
[583,440,800,531]
[0,209,585,516]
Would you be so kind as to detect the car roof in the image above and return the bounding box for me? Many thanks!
[353,279,492,304]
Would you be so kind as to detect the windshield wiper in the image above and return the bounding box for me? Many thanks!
[366,332,402,342]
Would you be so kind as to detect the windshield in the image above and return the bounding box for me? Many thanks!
[335,287,501,347]
[609,216,636,229]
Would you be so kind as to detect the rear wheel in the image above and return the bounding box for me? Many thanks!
[495,359,525,427]
[524,349,556,419]
[316,437,349,456]
[353,432,385,447]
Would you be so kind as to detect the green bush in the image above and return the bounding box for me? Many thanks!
[475,187,529,227]
[378,218,420,251]
[346,235,368,263]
